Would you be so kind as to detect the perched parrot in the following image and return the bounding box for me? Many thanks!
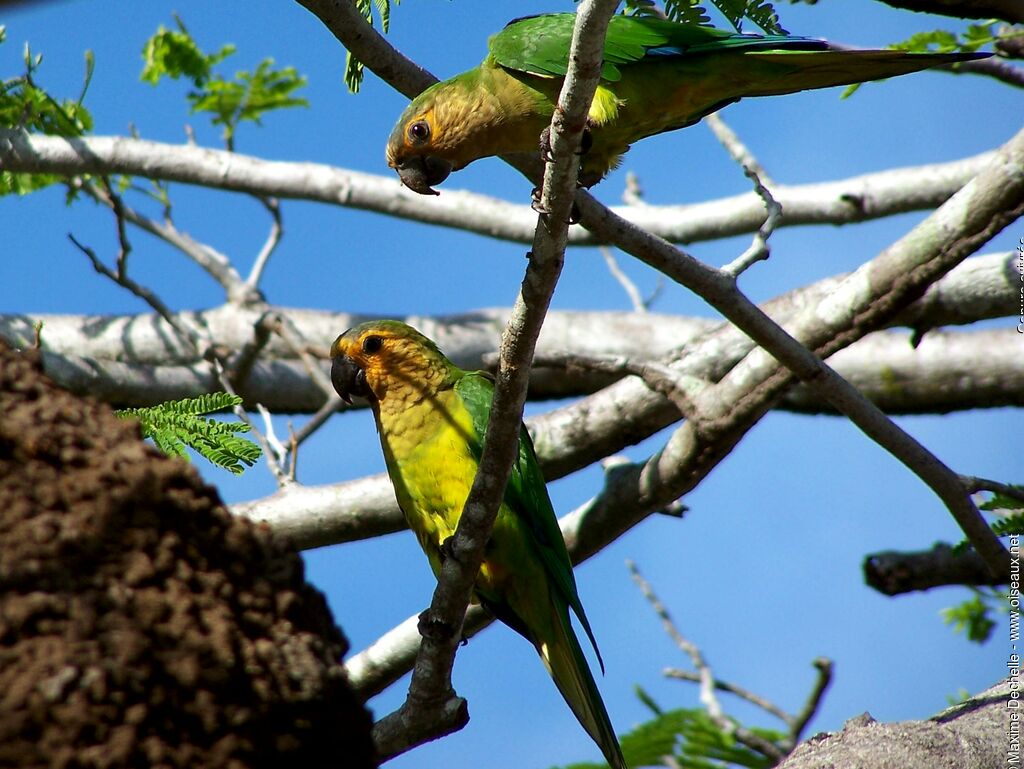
[387,12,987,194]
[330,320,626,769]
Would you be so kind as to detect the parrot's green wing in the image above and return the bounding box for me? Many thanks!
[488,13,820,81]
[454,372,605,671]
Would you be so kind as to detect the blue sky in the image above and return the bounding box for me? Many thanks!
[1,1,1020,767]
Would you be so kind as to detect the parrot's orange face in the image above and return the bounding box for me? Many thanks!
[386,103,454,196]
[330,321,447,406]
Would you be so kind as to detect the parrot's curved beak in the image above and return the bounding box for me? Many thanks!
[331,353,371,404]
[395,155,453,196]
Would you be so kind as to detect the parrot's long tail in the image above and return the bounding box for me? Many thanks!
[737,49,988,97]
[538,601,626,769]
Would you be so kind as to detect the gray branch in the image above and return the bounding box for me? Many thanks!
[864,543,1005,595]
[873,0,1024,22]
[0,128,992,246]
[4,250,1017,410]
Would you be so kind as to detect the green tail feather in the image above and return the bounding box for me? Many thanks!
[735,49,985,96]
[540,600,626,769]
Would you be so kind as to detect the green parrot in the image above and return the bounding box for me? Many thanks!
[386,12,987,194]
[330,320,626,769]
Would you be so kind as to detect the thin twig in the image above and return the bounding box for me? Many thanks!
[291,396,345,447]
[245,196,281,296]
[629,560,787,762]
[78,178,248,300]
[705,114,773,186]
[227,312,277,391]
[706,115,782,276]
[287,419,299,482]
[211,357,289,486]
[530,351,706,418]
[370,3,619,761]
[961,475,1024,503]
[268,311,335,398]
[622,170,645,206]
[663,668,791,723]
[787,657,833,747]
[68,233,202,355]
[628,560,724,721]
[600,246,649,312]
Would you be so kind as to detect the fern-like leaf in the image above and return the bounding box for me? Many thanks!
[345,0,398,94]
[116,392,261,474]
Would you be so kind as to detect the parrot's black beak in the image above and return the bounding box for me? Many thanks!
[331,353,371,404]
[395,155,453,196]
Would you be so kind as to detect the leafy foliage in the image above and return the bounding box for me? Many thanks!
[624,0,784,32]
[0,26,94,195]
[625,0,712,25]
[345,0,399,93]
[140,17,235,86]
[951,488,1024,555]
[941,488,1021,643]
[140,17,308,149]
[942,589,1000,644]
[551,687,784,769]
[116,392,262,474]
[706,0,786,34]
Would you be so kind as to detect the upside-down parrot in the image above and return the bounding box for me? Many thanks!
[386,12,987,194]
[330,320,626,769]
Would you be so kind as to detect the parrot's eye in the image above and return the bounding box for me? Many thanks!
[408,120,431,144]
[362,335,383,355]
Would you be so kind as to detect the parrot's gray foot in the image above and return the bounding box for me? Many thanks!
[539,126,554,164]
[579,123,593,156]
[438,535,459,563]
[530,185,581,224]
[418,609,456,641]
[539,122,593,162]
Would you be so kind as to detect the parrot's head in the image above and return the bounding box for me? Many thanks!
[386,75,494,195]
[330,320,453,406]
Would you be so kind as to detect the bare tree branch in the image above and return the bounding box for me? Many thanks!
[873,0,1024,23]
[571,127,1024,576]
[864,543,1007,595]
[294,0,435,98]
[6,250,1018,410]
[369,3,618,759]
[630,559,787,762]
[956,56,1024,88]
[0,129,994,246]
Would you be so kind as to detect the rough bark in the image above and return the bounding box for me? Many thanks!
[777,680,1012,769]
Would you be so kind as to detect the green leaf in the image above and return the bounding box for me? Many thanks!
[345,0,398,93]
[116,393,262,474]
[941,593,996,643]
[187,58,308,146]
[140,17,235,87]
[980,490,1024,513]
[0,33,94,196]
[550,706,784,769]
[843,23,995,99]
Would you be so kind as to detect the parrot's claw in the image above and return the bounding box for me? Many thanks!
[418,610,456,641]
[530,186,548,215]
[539,126,554,164]
[439,535,459,563]
[567,201,582,225]
[578,124,593,157]
[539,122,593,163]
[530,186,581,224]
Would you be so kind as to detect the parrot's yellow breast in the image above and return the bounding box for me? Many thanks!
[375,386,521,598]
[377,389,480,569]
